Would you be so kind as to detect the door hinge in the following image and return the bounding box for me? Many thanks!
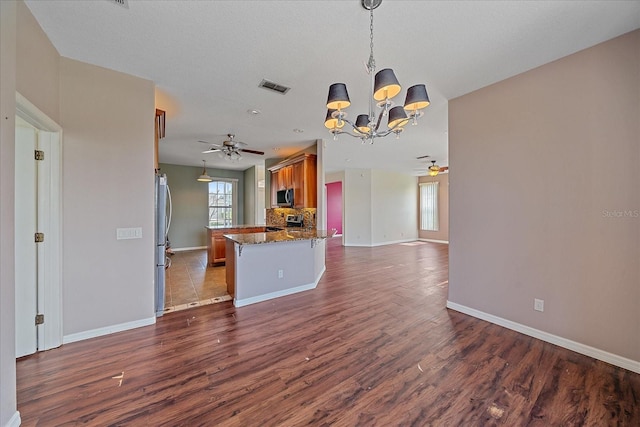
[35,232,44,243]
[35,314,44,325]
[35,150,45,161]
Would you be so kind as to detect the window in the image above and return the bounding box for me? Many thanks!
[420,182,439,231]
[208,179,238,227]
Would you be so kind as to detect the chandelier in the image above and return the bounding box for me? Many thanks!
[324,0,430,143]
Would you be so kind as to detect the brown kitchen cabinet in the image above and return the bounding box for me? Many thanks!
[207,228,231,265]
[268,153,317,208]
[270,165,293,207]
[206,226,265,266]
[277,165,292,190]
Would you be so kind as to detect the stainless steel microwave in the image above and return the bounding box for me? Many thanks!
[276,188,293,207]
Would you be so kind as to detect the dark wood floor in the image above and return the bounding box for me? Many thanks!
[17,238,640,426]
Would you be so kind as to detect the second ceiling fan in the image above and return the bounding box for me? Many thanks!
[415,155,448,176]
[200,134,264,160]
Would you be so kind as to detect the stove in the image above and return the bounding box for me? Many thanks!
[285,214,304,228]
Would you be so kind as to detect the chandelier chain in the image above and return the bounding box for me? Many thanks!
[368,5,375,72]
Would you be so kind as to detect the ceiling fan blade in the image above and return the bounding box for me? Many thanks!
[240,148,265,156]
[439,166,449,172]
[202,148,221,154]
[415,154,431,160]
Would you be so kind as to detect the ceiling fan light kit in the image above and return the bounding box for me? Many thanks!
[325,0,430,143]
[220,151,242,162]
[427,160,448,176]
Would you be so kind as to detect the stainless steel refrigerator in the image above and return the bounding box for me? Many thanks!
[154,173,171,317]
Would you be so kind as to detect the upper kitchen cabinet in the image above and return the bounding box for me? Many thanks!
[276,165,293,191]
[269,153,317,208]
[154,109,165,171]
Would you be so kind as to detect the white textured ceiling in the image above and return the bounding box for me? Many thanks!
[24,0,640,174]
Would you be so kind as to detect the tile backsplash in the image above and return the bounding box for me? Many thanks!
[267,208,316,228]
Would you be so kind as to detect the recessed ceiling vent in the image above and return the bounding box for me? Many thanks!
[106,0,129,9]
[259,79,290,95]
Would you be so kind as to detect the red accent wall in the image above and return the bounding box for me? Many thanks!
[326,182,342,235]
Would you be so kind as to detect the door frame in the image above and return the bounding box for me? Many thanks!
[16,92,63,351]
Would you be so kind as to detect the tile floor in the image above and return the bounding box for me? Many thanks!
[163,249,231,314]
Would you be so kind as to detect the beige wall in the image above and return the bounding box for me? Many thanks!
[343,169,418,246]
[0,1,18,425]
[325,170,345,184]
[60,57,155,336]
[2,4,156,421]
[371,170,418,245]
[449,30,640,363]
[16,0,59,123]
[418,173,449,242]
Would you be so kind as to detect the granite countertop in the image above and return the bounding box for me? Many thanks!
[224,229,335,245]
[205,225,276,230]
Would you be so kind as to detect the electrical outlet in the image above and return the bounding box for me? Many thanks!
[278,269,284,279]
[534,298,544,312]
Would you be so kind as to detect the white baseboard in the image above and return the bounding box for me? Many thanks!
[446,301,640,374]
[171,246,206,252]
[4,412,21,427]
[234,283,317,308]
[419,238,449,244]
[234,266,326,308]
[63,317,156,345]
[345,238,416,247]
[372,238,417,247]
[315,266,326,287]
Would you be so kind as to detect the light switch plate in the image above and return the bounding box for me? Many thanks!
[116,227,142,240]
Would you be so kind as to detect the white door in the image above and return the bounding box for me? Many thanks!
[15,118,38,357]
[15,93,64,355]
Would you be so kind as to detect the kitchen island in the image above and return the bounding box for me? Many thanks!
[225,229,334,307]
[206,225,281,266]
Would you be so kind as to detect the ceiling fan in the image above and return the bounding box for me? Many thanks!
[199,134,265,160]
[428,160,448,176]
[414,157,448,176]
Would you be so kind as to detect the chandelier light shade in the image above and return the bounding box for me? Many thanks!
[324,0,430,143]
[197,160,213,182]
[373,68,401,101]
[326,83,351,110]
[404,84,430,112]
[355,114,371,133]
[325,109,345,130]
[387,106,409,129]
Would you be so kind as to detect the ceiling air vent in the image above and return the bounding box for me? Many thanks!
[106,0,129,9]
[259,79,290,95]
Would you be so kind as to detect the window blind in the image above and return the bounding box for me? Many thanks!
[420,181,439,231]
